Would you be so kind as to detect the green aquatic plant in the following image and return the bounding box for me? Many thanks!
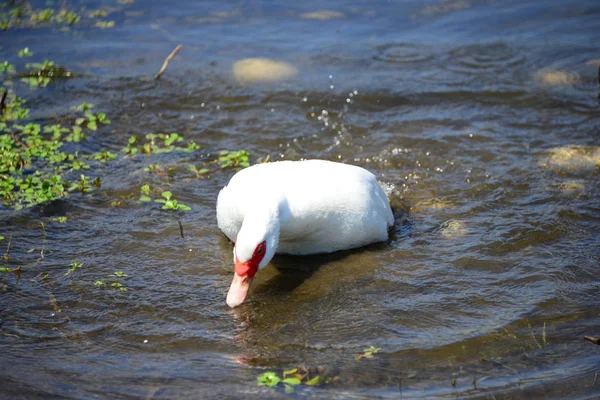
[0,61,15,73]
[188,165,209,177]
[66,261,83,275]
[123,136,138,155]
[355,345,381,360]
[139,184,151,202]
[256,367,323,393]
[54,9,80,25]
[94,20,115,29]
[257,372,280,387]
[17,47,33,57]
[22,60,75,87]
[218,150,250,168]
[125,133,199,155]
[92,150,117,162]
[51,216,67,223]
[154,191,191,211]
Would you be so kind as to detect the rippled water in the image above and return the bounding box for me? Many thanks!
[1,0,600,398]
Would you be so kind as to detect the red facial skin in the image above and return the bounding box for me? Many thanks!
[234,240,267,281]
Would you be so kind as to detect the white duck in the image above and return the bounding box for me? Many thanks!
[216,159,394,307]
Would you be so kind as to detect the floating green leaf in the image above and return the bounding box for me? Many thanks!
[257,372,280,387]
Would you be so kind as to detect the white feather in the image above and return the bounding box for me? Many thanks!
[217,160,393,261]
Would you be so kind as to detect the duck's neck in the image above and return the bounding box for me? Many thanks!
[235,194,287,264]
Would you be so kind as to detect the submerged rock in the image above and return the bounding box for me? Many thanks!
[540,145,600,172]
[232,58,297,84]
[300,10,344,20]
[536,69,580,86]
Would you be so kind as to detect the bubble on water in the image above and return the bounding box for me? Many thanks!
[346,98,351,103]
[469,133,473,138]
[270,108,275,112]
[329,74,333,79]
[143,339,148,343]
[201,103,205,107]
[330,84,335,89]
[302,97,307,102]
[353,90,358,95]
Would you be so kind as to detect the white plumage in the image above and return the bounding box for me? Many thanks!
[217,159,393,253]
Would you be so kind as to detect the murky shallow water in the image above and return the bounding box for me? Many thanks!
[1,0,600,398]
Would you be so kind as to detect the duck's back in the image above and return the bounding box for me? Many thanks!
[216,160,393,255]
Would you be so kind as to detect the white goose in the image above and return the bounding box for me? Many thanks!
[216,159,394,307]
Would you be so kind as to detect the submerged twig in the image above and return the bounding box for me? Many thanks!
[178,220,185,241]
[155,44,182,80]
[39,222,46,260]
[585,336,600,345]
[0,89,7,112]
[3,236,11,261]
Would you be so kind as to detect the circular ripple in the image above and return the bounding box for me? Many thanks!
[374,43,435,65]
[446,42,526,74]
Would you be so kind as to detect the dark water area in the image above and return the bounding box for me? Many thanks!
[1,0,600,398]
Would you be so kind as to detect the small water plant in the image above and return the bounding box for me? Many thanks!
[93,271,128,291]
[355,345,382,360]
[218,150,250,168]
[256,367,329,394]
[154,191,191,211]
[123,133,199,155]
[65,261,83,275]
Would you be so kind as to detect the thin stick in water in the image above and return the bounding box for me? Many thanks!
[178,220,185,241]
[155,44,183,80]
[0,89,7,112]
[585,336,600,345]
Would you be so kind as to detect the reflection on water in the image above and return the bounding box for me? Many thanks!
[1,0,600,398]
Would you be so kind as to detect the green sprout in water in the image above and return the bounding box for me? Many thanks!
[94,20,115,29]
[17,47,33,57]
[93,151,117,162]
[139,184,151,202]
[188,165,209,178]
[0,61,15,74]
[355,346,382,360]
[219,150,250,168]
[111,271,127,277]
[257,372,280,387]
[256,368,319,393]
[51,216,68,223]
[66,261,83,275]
[154,191,191,211]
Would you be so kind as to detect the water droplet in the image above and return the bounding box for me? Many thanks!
[216,105,221,110]
[201,103,205,107]
[469,133,473,138]
[302,97,307,102]
[346,98,351,103]
[329,74,333,79]
[270,108,275,112]
[353,90,358,95]
[330,84,335,89]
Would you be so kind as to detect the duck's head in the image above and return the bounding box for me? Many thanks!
[226,210,279,308]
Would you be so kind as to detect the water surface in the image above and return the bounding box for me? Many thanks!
[1,0,600,398]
